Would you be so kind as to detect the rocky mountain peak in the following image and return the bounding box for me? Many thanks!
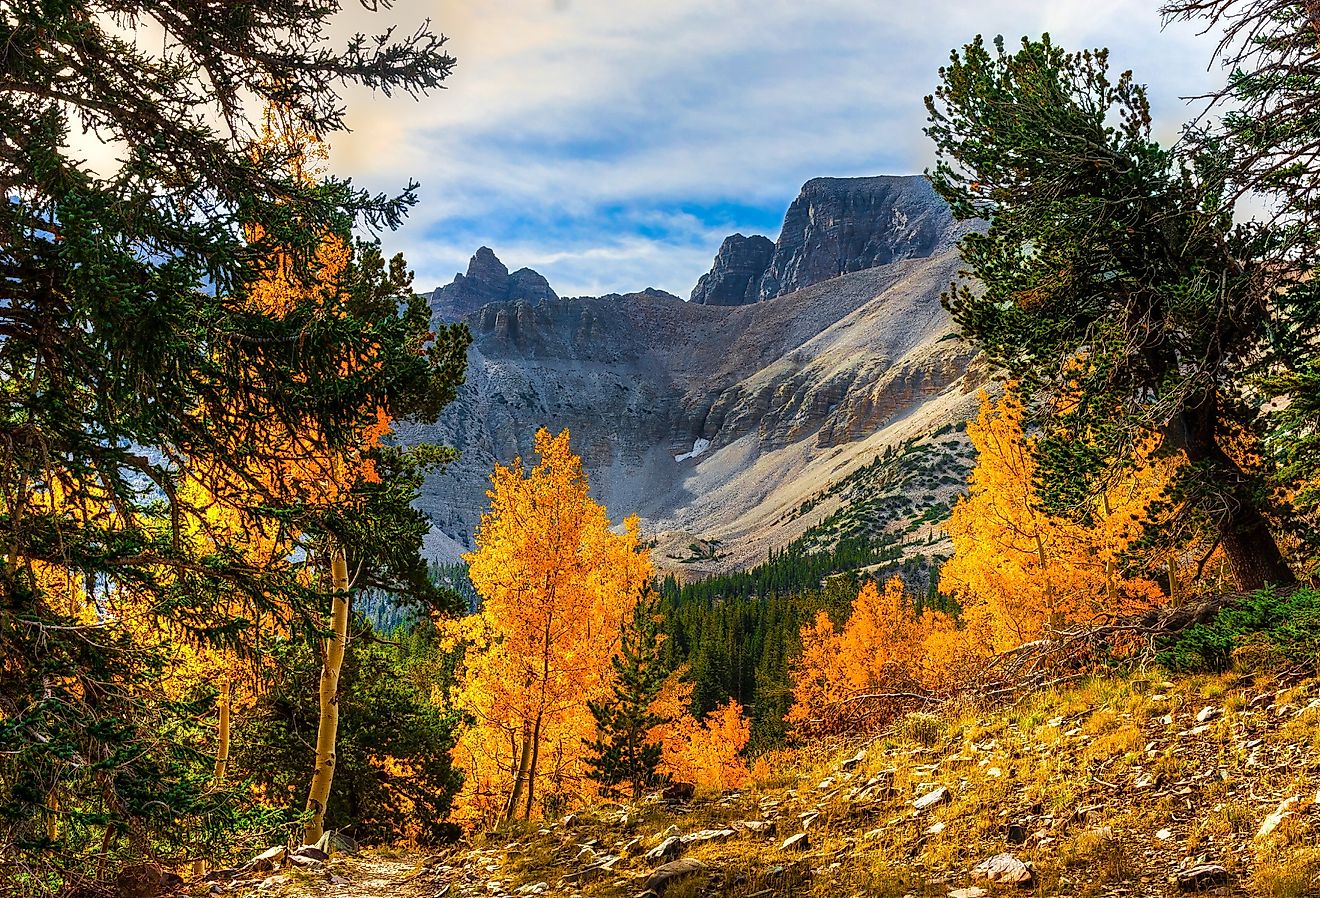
[465,245,509,288]
[690,234,776,306]
[428,247,558,320]
[690,174,959,306]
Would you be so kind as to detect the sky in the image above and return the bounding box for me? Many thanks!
[324,0,1229,298]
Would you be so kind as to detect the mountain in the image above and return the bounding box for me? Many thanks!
[399,174,983,574]
[690,175,960,305]
[689,234,775,306]
[425,246,558,319]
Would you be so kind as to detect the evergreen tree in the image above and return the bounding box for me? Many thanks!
[925,34,1296,590]
[0,1,465,888]
[1158,0,1320,577]
[584,590,669,801]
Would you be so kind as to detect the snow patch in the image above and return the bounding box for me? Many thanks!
[674,438,711,463]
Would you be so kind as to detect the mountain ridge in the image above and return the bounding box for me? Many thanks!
[403,174,982,574]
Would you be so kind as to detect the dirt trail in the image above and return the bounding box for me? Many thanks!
[293,853,436,898]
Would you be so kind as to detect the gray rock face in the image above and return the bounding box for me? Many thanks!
[403,174,983,571]
[428,247,558,320]
[756,175,956,301]
[688,176,959,305]
[691,234,775,306]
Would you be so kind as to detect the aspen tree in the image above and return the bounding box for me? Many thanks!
[941,392,1172,652]
[787,577,969,734]
[448,429,652,825]
[305,546,351,844]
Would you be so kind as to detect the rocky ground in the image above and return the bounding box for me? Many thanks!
[192,669,1320,898]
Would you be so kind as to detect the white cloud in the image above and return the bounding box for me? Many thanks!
[321,0,1226,297]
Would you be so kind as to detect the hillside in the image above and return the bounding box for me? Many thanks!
[199,667,1320,898]
[398,175,985,574]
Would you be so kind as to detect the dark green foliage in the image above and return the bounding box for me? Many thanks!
[1158,588,1320,673]
[359,562,476,634]
[660,546,939,749]
[232,619,463,846]
[1156,0,1320,579]
[0,1,465,889]
[792,438,971,554]
[658,539,905,609]
[431,561,480,614]
[585,592,669,800]
[925,34,1296,591]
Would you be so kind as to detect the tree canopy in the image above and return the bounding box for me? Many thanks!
[925,33,1298,590]
[0,1,468,887]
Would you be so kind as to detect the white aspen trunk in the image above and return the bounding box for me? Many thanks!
[193,677,231,877]
[304,545,350,845]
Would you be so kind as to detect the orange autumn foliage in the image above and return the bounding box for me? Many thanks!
[941,391,1173,653]
[647,674,751,793]
[447,428,654,827]
[787,577,976,735]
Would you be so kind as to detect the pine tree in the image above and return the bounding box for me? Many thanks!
[584,590,669,801]
[0,2,464,887]
[1157,0,1320,577]
[925,34,1297,590]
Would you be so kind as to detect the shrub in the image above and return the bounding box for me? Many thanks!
[898,712,946,747]
[1159,588,1320,673]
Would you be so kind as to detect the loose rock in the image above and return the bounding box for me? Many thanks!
[1257,795,1299,839]
[971,853,1035,886]
[779,832,810,852]
[841,749,867,770]
[914,786,951,810]
[1176,863,1230,891]
[641,858,707,896]
[646,836,684,864]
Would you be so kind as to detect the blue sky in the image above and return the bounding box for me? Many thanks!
[328,0,1227,298]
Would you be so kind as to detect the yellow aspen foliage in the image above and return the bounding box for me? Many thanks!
[447,428,654,827]
[783,611,846,731]
[189,109,393,534]
[646,674,751,793]
[787,577,974,735]
[941,391,1173,653]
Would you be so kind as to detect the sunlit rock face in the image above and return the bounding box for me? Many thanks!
[754,175,956,301]
[689,175,957,307]
[400,175,983,571]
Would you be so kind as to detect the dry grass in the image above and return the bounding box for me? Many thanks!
[327,668,1320,898]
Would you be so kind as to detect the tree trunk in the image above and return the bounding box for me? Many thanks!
[1178,396,1295,591]
[193,677,232,877]
[505,728,531,821]
[523,712,543,820]
[304,545,350,845]
[214,677,231,781]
